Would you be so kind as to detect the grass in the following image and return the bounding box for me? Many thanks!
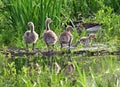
[0,0,120,87]
[0,53,120,87]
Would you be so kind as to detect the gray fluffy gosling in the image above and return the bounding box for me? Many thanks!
[23,22,38,51]
[59,25,73,48]
[75,33,96,47]
[42,18,58,51]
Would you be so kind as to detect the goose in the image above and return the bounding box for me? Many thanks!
[42,18,58,51]
[23,22,38,51]
[59,25,73,48]
[82,22,102,33]
[65,21,102,34]
[75,33,96,47]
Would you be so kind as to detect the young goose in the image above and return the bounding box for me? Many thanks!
[23,22,38,51]
[75,33,96,47]
[59,25,73,48]
[42,18,58,51]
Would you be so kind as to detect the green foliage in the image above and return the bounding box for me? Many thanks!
[0,0,120,46]
[1,0,62,35]
[0,0,120,86]
[104,0,120,13]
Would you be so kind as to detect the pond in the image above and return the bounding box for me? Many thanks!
[0,43,120,86]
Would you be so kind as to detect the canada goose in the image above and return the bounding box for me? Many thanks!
[59,25,73,48]
[75,33,96,47]
[23,22,38,51]
[83,22,102,33]
[42,18,58,51]
[65,21,102,34]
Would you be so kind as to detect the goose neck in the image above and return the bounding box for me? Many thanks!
[30,25,34,33]
[46,22,50,30]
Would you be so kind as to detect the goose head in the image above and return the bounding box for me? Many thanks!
[88,33,96,41]
[27,22,34,32]
[89,33,96,38]
[45,18,53,30]
[45,18,52,25]
[28,22,34,27]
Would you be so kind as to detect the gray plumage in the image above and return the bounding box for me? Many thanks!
[60,25,73,48]
[42,18,58,50]
[23,22,38,50]
[75,33,96,47]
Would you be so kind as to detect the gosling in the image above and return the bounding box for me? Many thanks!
[75,33,96,47]
[59,25,73,48]
[23,22,38,51]
[42,18,58,51]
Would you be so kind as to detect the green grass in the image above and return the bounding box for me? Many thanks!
[0,0,120,87]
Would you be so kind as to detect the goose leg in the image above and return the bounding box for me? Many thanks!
[60,43,63,49]
[68,42,71,49]
[32,43,35,51]
[68,44,71,54]
[46,43,50,52]
[68,39,71,53]
[26,43,29,52]
[69,38,72,49]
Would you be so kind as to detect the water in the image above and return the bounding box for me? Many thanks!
[0,43,120,86]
